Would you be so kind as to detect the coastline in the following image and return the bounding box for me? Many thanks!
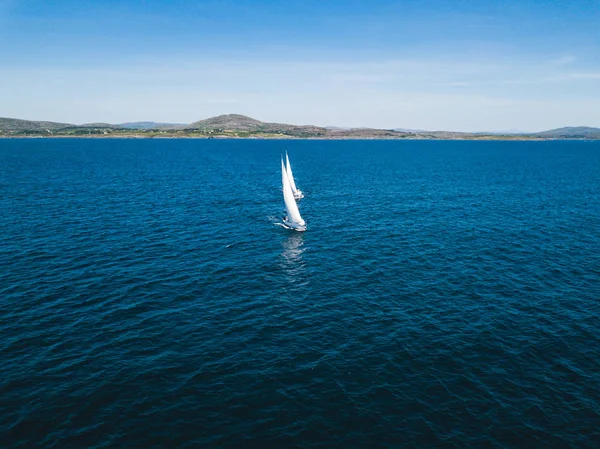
[0,134,573,141]
[2,114,598,140]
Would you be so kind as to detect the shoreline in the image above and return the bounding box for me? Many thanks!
[3,114,598,141]
[0,135,587,141]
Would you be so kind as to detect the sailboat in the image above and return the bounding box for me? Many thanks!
[285,152,304,200]
[281,156,307,232]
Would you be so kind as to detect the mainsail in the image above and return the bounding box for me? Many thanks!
[285,152,304,199]
[281,157,306,230]
[286,152,299,193]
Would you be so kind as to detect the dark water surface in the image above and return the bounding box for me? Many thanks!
[1,138,600,448]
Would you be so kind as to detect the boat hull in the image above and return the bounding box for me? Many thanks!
[283,219,307,232]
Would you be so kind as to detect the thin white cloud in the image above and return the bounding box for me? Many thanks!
[499,72,600,85]
[326,73,398,84]
[549,55,577,66]
[1,54,599,130]
[548,72,600,81]
[437,82,471,87]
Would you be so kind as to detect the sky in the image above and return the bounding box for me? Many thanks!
[0,0,599,131]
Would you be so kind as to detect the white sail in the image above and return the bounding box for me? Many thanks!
[281,157,306,230]
[286,152,298,193]
[285,152,304,199]
[281,156,288,194]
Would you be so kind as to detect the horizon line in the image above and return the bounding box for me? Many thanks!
[3,114,599,135]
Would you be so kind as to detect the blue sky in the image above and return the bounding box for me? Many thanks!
[1,0,599,131]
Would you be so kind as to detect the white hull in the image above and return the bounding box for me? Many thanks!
[293,190,304,200]
[283,219,307,232]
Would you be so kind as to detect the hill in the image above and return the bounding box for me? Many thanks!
[185,114,330,137]
[534,126,600,139]
[1,114,599,139]
[0,117,73,131]
[79,123,122,128]
[187,114,265,130]
[394,127,427,133]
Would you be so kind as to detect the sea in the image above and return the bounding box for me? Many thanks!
[1,138,599,448]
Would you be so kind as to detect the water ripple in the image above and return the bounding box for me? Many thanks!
[1,139,600,447]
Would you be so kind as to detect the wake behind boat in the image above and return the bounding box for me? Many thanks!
[285,152,304,200]
[281,156,307,232]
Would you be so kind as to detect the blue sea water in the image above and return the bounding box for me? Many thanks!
[1,138,600,448]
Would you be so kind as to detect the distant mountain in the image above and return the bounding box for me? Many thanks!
[0,118,123,132]
[0,117,73,131]
[328,126,423,132]
[79,123,122,128]
[534,126,600,138]
[1,114,599,140]
[393,128,426,133]
[119,121,186,130]
[187,114,268,130]
[186,114,329,136]
[481,129,529,135]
